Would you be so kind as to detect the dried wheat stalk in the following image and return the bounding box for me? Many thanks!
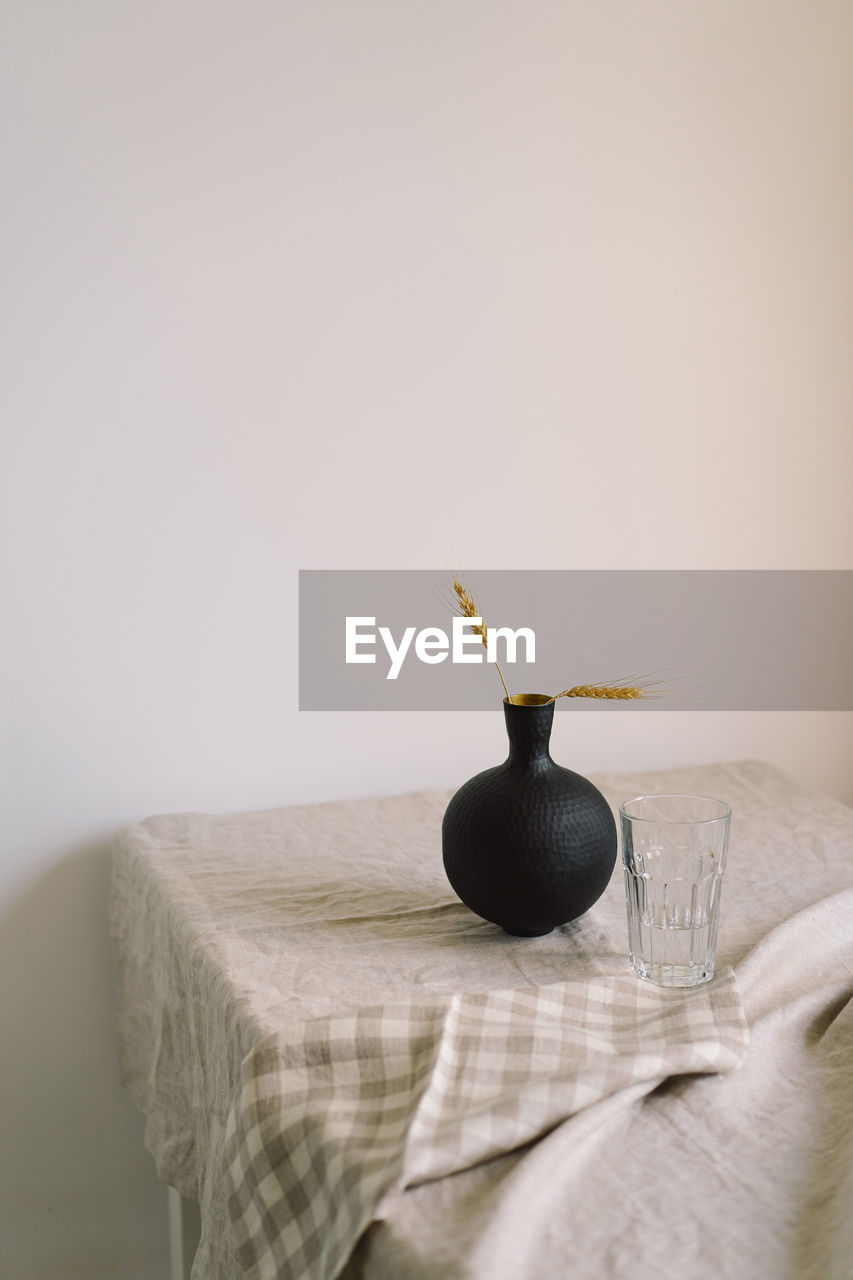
[450,578,512,702]
[445,574,666,705]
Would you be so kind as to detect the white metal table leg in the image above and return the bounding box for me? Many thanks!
[168,1185,201,1280]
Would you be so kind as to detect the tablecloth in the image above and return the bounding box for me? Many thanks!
[109,760,853,1280]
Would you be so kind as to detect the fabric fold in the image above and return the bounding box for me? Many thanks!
[222,969,748,1280]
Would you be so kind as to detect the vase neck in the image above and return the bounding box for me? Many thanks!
[504,698,555,770]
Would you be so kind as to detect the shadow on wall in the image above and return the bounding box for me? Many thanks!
[0,840,169,1280]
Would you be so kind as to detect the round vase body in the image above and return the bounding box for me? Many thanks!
[442,698,617,936]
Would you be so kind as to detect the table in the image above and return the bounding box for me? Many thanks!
[110,760,853,1280]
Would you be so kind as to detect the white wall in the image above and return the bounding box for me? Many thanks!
[2,3,851,1276]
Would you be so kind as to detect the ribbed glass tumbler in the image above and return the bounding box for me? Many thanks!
[620,794,731,988]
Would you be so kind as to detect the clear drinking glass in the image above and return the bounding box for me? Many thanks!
[620,794,731,987]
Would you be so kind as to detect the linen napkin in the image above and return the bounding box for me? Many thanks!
[222,971,748,1280]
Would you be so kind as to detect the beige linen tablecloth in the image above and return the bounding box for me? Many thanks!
[110,761,853,1280]
[224,972,748,1280]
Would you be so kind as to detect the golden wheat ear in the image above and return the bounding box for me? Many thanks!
[555,683,646,700]
[444,575,512,703]
[552,672,673,701]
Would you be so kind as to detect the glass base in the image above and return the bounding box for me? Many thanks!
[632,960,714,988]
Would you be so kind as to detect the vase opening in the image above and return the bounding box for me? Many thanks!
[506,693,553,706]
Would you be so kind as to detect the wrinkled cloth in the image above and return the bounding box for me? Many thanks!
[109,760,853,1280]
[223,973,747,1280]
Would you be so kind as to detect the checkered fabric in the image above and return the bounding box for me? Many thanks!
[223,970,748,1280]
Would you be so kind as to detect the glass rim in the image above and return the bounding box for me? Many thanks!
[619,793,731,824]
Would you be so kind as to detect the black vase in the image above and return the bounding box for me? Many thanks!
[442,695,617,936]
